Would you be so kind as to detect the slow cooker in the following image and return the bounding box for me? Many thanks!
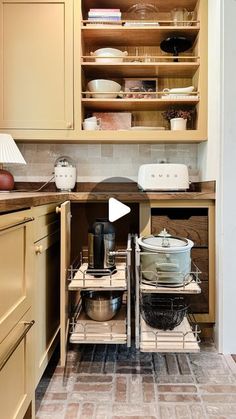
[138,229,194,286]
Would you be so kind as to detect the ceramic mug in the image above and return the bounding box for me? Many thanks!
[83,118,101,131]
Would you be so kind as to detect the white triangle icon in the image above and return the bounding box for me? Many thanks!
[109,198,131,222]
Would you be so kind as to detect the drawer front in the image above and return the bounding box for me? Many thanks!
[151,208,208,247]
[0,310,34,419]
[33,203,60,243]
[0,210,34,342]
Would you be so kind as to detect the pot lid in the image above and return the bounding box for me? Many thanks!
[138,229,194,252]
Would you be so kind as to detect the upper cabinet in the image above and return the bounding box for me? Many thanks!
[0,0,74,136]
[0,0,208,143]
[80,0,208,143]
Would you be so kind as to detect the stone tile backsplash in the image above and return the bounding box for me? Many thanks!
[9,143,199,182]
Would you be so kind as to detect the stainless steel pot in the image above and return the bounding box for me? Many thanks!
[81,291,123,321]
[138,229,194,286]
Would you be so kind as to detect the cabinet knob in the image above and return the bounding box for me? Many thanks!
[35,245,43,255]
[66,122,73,129]
[56,206,61,214]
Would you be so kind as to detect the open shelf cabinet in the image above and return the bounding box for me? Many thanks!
[0,0,207,143]
[79,0,208,143]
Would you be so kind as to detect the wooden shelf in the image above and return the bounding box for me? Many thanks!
[82,26,199,47]
[82,62,200,78]
[82,97,199,111]
[69,262,127,290]
[70,306,127,344]
[140,277,201,294]
[84,0,198,13]
[78,130,206,143]
[140,316,200,352]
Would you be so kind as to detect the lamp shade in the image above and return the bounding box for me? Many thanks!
[0,134,26,164]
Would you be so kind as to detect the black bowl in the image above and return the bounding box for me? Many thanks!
[141,295,188,330]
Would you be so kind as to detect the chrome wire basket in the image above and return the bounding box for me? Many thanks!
[141,295,188,330]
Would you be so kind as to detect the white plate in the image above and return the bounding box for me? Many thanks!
[130,126,165,131]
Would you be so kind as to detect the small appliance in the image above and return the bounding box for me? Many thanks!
[87,219,116,277]
[54,156,76,191]
[138,163,190,191]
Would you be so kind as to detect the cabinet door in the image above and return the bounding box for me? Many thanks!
[0,210,34,343]
[34,231,60,386]
[60,201,71,367]
[0,309,34,419]
[0,0,73,130]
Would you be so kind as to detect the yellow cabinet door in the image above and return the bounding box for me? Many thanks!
[59,201,71,367]
[0,0,73,131]
[34,231,60,387]
[0,210,34,343]
[0,309,34,419]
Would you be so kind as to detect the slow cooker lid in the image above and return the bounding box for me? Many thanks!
[142,235,188,248]
[138,229,193,251]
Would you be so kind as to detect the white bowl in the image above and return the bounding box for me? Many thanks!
[87,79,121,98]
[91,48,128,63]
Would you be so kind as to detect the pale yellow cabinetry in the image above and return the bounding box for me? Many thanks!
[0,0,74,139]
[0,310,34,419]
[0,209,34,343]
[33,204,60,387]
[0,210,35,419]
[0,0,208,143]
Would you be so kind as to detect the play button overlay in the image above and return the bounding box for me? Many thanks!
[109,198,131,222]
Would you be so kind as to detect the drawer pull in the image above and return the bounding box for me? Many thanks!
[35,245,43,254]
[0,320,35,372]
[0,217,34,233]
[56,206,61,214]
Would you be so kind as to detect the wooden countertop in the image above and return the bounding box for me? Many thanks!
[0,189,215,213]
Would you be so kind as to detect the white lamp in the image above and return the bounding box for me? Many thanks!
[0,133,26,191]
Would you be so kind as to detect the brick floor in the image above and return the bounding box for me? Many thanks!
[36,342,236,419]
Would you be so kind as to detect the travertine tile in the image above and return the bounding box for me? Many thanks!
[101,144,113,158]
[12,143,199,182]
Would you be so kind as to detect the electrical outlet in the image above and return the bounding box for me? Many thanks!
[157,158,168,164]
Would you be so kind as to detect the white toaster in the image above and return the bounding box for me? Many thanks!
[138,164,190,191]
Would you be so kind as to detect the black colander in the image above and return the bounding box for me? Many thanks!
[141,295,188,331]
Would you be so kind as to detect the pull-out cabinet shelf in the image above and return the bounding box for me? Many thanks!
[135,236,201,353]
[67,237,132,347]
[70,304,128,345]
